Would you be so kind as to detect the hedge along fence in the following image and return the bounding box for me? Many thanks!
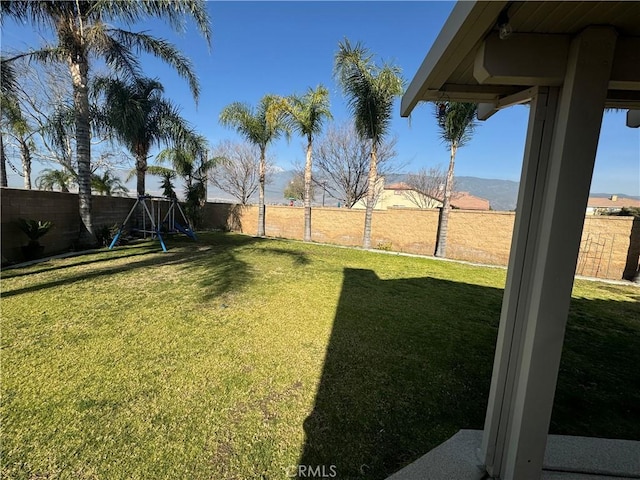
[1,188,638,280]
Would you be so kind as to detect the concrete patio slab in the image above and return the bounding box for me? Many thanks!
[386,430,640,480]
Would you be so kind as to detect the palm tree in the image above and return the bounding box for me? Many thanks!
[156,138,215,228]
[434,101,478,257]
[91,170,128,196]
[155,134,211,189]
[219,95,289,236]
[1,1,211,244]
[0,57,18,187]
[96,77,199,197]
[1,92,36,189]
[334,39,404,249]
[36,168,76,193]
[147,166,178,200]
[285,85,332,241]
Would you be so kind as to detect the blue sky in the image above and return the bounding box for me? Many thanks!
[2,1,639,195]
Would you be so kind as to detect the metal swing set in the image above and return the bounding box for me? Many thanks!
[109,195,197,252]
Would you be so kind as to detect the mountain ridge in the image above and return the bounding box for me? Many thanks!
[134,169,638,212]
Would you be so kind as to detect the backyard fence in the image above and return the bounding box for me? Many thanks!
[1,188,638,281]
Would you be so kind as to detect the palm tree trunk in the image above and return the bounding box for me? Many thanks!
[136,155,147,197]
[1,135,8,187]
[435,143,457,257]
[70,56,95,246]
[201,152,208,207]
[362,141,378,249]
[19,137,31,190]
[258,146,266,236]
[303,138,313,242]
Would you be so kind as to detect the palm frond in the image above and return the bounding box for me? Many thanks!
[108,29,200,102]
[334,39,404,144]
[0,57,18,95]
[435,102,477,148]
[36,167,76,192]
[287,84,332,140]
[88,25,142,80]
[147,165,176,177]
[0,1,69,29]
[91,169,129,196]
[94,0,212,47]
[219,102,263,146]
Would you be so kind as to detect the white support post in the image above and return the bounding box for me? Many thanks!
[481,26,617,479]
[482,85,560,476]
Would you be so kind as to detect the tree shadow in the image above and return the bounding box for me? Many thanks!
[298,268,640,479]
[0,244,154,280]
[262,246,312,266]
[1,233,312,306]
[0,233,265,301]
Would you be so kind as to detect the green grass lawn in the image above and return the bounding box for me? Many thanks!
[1,232,639,480]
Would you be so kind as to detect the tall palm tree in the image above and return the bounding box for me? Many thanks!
[285,85,332,242]
[219,95,289,236]
[1,1,211,244]
[434,101,477,257]
[96,77,199,197]
[334,39,404,249]
[1,92,35,189]
[0,58,18,187]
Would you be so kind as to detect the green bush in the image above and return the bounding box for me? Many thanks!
[14,218,54,244]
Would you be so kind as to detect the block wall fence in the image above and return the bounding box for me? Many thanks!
[2,188,638,281]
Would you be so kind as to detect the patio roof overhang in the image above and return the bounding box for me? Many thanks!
[401,1,640,116]
[398,2,640,480]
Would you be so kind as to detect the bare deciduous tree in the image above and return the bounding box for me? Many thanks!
[6,60,130,188]
[210,140,275,206]
[313,122,398,208]
[403,166,449,208]
[284,170,310,202]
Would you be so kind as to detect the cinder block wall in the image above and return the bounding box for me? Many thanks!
[2,188,83,261]
[578,216,639,280]
[2,188,637,280]
[447,210,516,265]
[1,188,137,261]
[372,208,441,255]
[212,204,636,280]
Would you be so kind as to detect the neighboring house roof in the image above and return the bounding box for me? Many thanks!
[384,182,414,191]
[450,191,491,210]
[383,182,490,210]
[587,196,640,208]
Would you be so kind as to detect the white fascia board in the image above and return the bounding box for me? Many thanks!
[401,1,507,117]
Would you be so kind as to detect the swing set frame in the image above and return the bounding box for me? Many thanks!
[108,195,197,252]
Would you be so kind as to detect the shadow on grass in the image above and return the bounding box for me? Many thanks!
[0,233,266,300]
[0,233,312,304]
[260,246,312,266]
[0,244,155,280]
[298,268,640,480]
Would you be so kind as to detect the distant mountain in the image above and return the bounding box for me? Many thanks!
[454,176,520,211]
[207,171,522,209]
[20,163,633,211]
[590,193,640,200]
[142,168,637,212]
